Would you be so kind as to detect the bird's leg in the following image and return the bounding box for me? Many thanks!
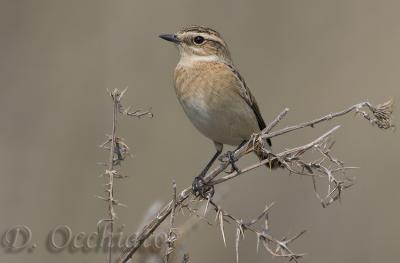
[225,140,247,173]
[192,143,223,198]
[226,151,239,173]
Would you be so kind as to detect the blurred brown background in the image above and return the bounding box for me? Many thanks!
[0,0,399,262]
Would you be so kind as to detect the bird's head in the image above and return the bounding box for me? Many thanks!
[159,25,232,64]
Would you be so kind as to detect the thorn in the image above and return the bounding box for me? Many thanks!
[204,196,210,217]
[256,233,261,253]
[235,226,241,263]
[119,87,128,99]
[219,211,227,247]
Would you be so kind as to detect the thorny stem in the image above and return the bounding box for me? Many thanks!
[117,189,192,263]
[209,200,306,263]
[106,92,119,263]
[262,101,393,140]
[116,99,394,263]
[98,88,152,263]
[164,180,178,262]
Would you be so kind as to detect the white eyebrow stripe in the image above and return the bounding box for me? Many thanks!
[204,34,223,43]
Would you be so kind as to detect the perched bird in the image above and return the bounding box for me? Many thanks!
[160,26,277,194]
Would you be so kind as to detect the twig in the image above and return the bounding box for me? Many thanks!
[261,100,394,140]
[105,90,119,263]
[211,125,340,185]
[209,200,305,263]
[182,254,190,263]
[164,180,178,262]
[97,88,152,263]
[117,189,192,263]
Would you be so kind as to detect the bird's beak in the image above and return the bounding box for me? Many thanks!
[159,34,180,44]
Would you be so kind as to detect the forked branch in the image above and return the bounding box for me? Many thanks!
[117,99,394,263]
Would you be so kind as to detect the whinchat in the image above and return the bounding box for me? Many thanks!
[160,26,277,194]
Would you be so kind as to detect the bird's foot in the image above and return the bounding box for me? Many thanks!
[226,151,240,173]
[192,176,214,199]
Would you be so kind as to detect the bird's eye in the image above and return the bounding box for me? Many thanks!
[193,36,205,45]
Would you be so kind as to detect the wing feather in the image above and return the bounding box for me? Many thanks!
[225,63,271,146]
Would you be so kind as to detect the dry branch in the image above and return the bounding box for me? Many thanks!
[164,180,178,263]
[117,99,394,263]
[97,89,152,263]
